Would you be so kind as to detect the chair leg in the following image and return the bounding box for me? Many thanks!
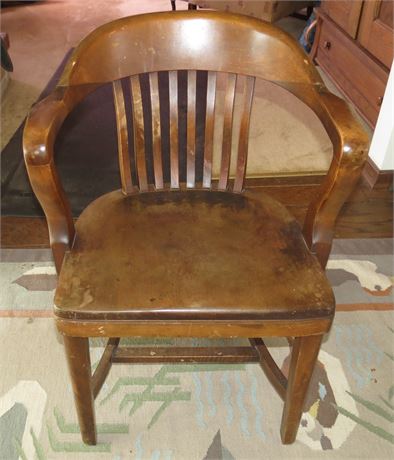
[63,336,97,445]
[280,334,323,444]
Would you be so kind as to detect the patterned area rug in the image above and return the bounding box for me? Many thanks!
[0,239,393,459]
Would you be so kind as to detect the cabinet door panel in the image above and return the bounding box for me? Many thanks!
[379,0,393,29]
[321,0,363,38]
[358,0,393,68]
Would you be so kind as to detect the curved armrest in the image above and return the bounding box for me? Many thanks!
[23,89,74,272]
[23,86,97,272]
[303,90,370,268]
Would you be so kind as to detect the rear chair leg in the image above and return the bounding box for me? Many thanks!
[63,336,97,445]
[280,334,323,444]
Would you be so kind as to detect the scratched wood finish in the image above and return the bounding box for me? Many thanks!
[202,71,217,188]
[56,317,333,338]
[63,336,97,445]
[168,70,179,188]
[22,11,369,446]
[112,346,260,363]
[54,190,335,322]
[280,334,323,443]
[234,76,256,192]
[130,75,148,191]
[112,80,133,194]
[91,337,119,399]
[149,72,164,189]
[218,73,237,191]
[186,70,197,188]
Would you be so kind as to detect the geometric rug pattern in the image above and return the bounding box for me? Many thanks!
[1,239,393,459]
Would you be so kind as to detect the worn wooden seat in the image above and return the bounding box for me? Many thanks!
[23,11,368,446]
[55,189,334,321]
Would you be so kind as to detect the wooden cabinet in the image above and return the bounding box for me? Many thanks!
[314,1,393,128]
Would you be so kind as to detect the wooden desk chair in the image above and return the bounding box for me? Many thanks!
[23,11,368,445]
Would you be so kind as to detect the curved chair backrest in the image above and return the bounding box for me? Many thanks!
[58,11,328,194]
[60,11,323,87]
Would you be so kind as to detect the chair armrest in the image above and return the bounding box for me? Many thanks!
[23,88,81,272]
[303,91,370,268]
[23,89,74,272]
[24,85,99,271]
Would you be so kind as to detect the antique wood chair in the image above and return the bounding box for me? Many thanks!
[23,11,368,445]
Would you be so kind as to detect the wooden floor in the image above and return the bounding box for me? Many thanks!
[1,173,392,249]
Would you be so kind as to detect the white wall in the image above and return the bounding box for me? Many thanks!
[368,60,394,170]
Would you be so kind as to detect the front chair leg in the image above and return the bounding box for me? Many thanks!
[63,336,97,445]
[280,334,323,444]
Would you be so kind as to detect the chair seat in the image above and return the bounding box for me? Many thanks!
[54,189,335,321]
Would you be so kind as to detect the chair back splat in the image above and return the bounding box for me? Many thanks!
[112,70,256,194]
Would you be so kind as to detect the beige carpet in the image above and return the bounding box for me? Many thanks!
[0,0,340,175]
[0,239,393,458]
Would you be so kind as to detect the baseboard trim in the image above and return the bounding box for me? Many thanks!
[362,157,393,189]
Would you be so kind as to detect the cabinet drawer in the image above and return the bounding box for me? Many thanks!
[315,15,389,127]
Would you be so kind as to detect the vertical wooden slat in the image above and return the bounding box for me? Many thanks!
[168,71,179,188]
[149,72,164,189]
[112,80,133,194]
[218,73,237,190]
[186,70,197,188]
[202,71,217,188]
[233,76,255,193]
[130,75,148,191]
